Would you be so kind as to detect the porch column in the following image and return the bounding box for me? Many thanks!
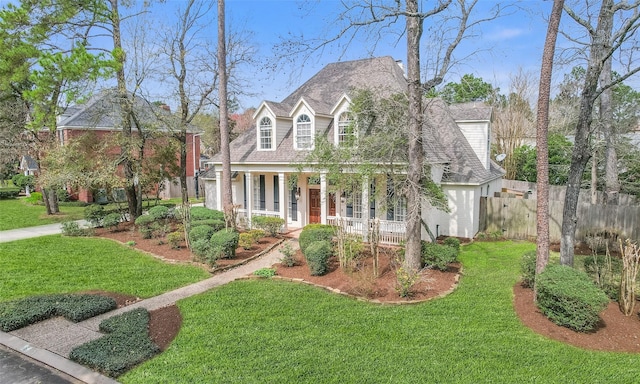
[215,170,222,211]
[320,172,327,224]
[279,172,287,230]
[245,172,253,227]
[362,176,369,241]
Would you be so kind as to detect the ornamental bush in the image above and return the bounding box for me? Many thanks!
[134,215,155,239]
[24,191,42,203]
[210,229,239,259]
[84,204,106,227]
[191,219,225,231]
[421,241,458,271]
[299,224,335,255]
[251,216,285,236]
[520,251,537,288]
[536,264,610,332]
[443,237,461,251]
[148,205,171,221]
[167,231,183,249]
[188,225,215,245]
[190,206,224,221]
[305,240,332,276]
[102,212,121,232]
[239,232,254,250]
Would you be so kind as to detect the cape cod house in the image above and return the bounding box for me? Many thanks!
[202,56,504,242]
[56,89,202,202]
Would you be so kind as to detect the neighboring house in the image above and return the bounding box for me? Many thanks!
[56,89,202,202]
[202,56,504,241]
[19,155,39,196]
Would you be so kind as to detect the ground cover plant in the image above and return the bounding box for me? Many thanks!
[70,308,160,377]
[0,294,116,331]
[0,198,85,230]
[122,241,640,383]
[0,235,209,301]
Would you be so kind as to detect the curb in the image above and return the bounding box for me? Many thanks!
[0,331,119,384]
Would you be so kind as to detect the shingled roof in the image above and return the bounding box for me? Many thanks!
[423,99,503,184]
[270,56,407,117]
[207,57,503,185]
[57,89,199,133]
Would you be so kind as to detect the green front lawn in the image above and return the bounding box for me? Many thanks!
[0,236,209,301]
[123,241,640,383]
[0,198,85,230]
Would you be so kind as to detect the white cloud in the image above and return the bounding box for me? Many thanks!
[487,28,528,41]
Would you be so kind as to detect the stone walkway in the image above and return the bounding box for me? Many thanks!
[0,222,299,384]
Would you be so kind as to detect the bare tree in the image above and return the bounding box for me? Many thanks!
[277,0,504,271]
[218,0,233,226]
[560,0,640,266]
[535,0,564,294]
[157,0,256,204]
[492,70,536,180]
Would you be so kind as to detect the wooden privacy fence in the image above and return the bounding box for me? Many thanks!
[480,197,640,243]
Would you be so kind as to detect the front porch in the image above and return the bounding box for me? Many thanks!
[205,170,408,244]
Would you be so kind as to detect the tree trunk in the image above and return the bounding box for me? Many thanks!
[218,0,233,226]
[591,148,598,204]
[404,0,424,272]
[179,132,188,204]
[560,0,613,266]
[601,56,619,205]
[110,0,139,221]
[535,0,564,290]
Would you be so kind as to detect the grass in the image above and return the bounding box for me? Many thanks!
[0,198,85,230]
[122,241,640,383]
[0,236,209,301]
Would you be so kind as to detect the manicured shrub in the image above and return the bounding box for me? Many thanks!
[70,308,160,377]
[11,174,34,192]
[188,225,215,245]
[520,250,537,288]
[190,206,224,221]
[248,229,265,243]
[536,264,610,332]
[0,294,116,332]
[56,188,71,202]
[251,216,285,236]
[305,240,332,276]
[299,224,335,255]
[443,237,461,251]
[239,232,254,250]
[134,215,155,239]
[210,229,239,259]
[102,212,121,231]
[84,204,106,227]
[148,205,170,221]
[191,219,225,231]
[0,188,21,199]
[421,241,458,271]
[61,221,93,237]
[25,191,42,204]
[167,231,183,249]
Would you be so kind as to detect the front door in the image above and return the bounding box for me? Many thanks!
[309,189,321,224]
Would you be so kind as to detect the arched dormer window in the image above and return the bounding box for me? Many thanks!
[337,111,355,146]
[295,114,312,149]
[259,117,272,150]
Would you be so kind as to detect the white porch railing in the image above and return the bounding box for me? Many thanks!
[328,216,406,245]
[236,209,284,232]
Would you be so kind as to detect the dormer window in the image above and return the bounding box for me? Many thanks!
[296,114,312,149]
[259,117,272,150]
[338,112,355,146]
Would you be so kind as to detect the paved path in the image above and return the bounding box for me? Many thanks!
[0,221,89,243]
[0,222,299,384]
[0,345,81,384]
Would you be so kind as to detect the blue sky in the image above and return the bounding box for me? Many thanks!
[218,0,551,109]
[2,0,628,111]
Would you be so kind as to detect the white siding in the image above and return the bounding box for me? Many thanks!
[204,180,217,210]
[457,121,490,169]
[425,185,479,238]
